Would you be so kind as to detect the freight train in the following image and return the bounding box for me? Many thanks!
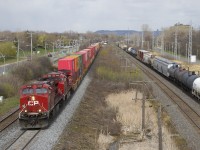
[18,43,101,129]
[127,48,200,100]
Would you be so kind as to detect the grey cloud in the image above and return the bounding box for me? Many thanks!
[0,0,200,32]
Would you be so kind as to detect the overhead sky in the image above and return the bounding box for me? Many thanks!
[0,0,199,33]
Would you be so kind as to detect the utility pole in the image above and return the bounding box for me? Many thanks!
[186,43,188,60]
[188,24,192,63]
[161,31,164,55]
[158,104,163,150]
[27,31,33,60]
[137,35,140,47]
[142,94,146,130]
[17,39,19,65]
[141,31,144,49]
[174,26,178,60]
[152,31,154,50]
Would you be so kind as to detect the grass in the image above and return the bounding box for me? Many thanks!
[0,47,59,66]
[95,45,143,83]
[0,97,19,116]
[96,66,141,82]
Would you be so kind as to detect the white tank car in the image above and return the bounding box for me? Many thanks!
[192,77,200,99]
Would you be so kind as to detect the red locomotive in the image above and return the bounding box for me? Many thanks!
[19,43,101,128]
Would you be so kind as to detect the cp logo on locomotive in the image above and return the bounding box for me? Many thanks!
[28,101,39,106]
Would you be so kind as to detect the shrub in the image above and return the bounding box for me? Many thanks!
[10,56,53,83]
[0,57,54,98]
[0,75,22,98]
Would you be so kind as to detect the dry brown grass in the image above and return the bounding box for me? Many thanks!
[100,90,179,150]
[105,90,143,133]
[97,131,115,150]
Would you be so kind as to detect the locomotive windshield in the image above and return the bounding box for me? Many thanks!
[36,88,48,94]
[22,88,34,95]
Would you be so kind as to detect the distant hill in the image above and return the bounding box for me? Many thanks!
[95,30,161,36]
[95,30,139,36]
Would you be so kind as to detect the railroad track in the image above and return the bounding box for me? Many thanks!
[0,108,19,132]
[5,129,40,150]
[127,53,200,133]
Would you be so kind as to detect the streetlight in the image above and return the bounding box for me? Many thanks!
[0,52,5,75]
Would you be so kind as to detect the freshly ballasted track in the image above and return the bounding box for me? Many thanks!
[0,108,19,132]
[125,51,200,133]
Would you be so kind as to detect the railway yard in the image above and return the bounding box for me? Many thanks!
[1,44,200,150]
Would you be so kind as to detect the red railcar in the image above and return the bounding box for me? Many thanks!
[137,50,149,61]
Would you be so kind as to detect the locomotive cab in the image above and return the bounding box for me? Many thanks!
[41,72,69,95]
[19,81,55,128]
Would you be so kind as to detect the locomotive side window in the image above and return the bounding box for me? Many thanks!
[22,88,34,95]
[36,88,48,94]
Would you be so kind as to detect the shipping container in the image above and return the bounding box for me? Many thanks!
[58,58,75,76]
[67,55,79,72]
[75,51,87,71]
[92,43,100,54]
[81,49,92,67]
[68,54,83,76]
[88,46,96,58]
[83,49,92,59]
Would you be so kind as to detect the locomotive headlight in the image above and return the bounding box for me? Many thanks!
[31,96,35,101]
[25,110,27,113]
[38,109,42,113]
